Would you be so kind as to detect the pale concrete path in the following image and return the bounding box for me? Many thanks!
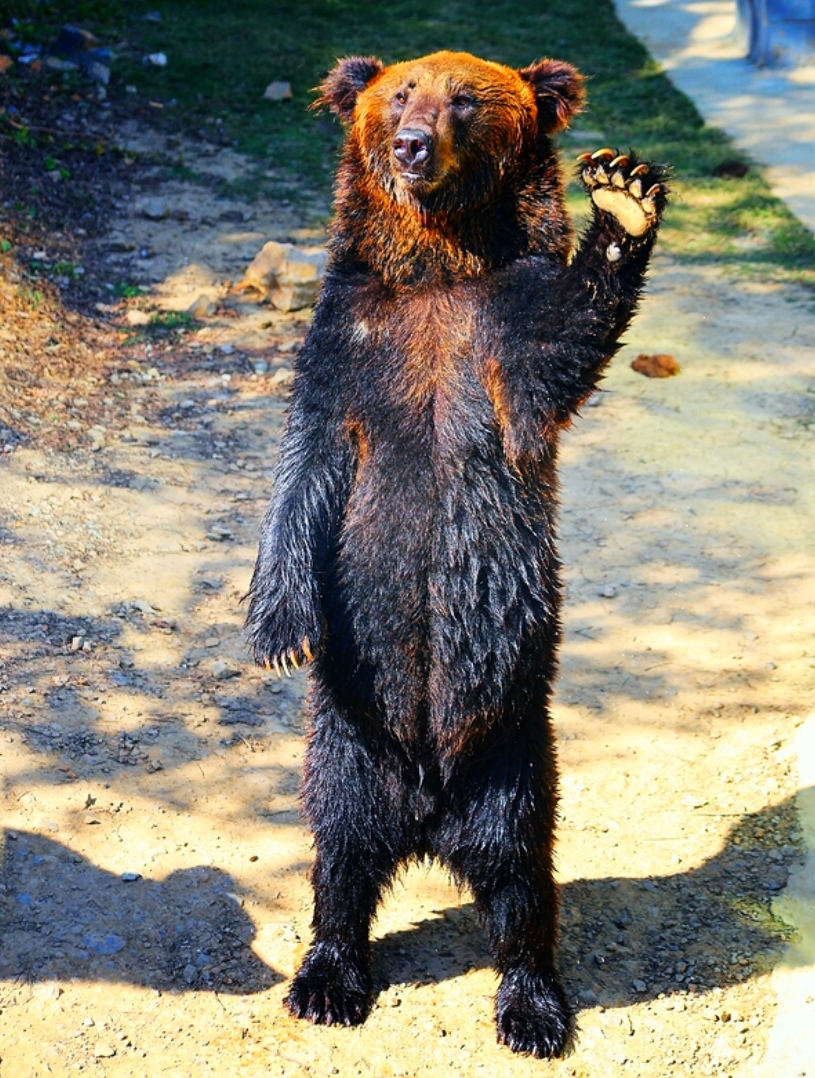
[613,0,815,235]
[614,3,815,1074]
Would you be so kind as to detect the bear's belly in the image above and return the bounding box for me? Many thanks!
[335,432,558,735]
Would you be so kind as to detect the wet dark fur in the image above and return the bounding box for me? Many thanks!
[247,51,666,1058]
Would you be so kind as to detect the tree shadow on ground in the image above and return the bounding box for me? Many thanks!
[0,830,281,994]
[372,791,804,1014]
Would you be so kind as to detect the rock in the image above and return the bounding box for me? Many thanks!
[126,309,151,327]
[85,933,127,956]
[236,241,327,311]
[0,56,14,75]
[93,1043,117,1059]
[263,81,293,102]
[270,367,295,388]
[44,57,77,73]
[143,52,167,67]
[137,198,169,220]
[206,525,233,541]
[187,294,216,319]
[211,660,241,681]
[121,872,142,882]
[52,25,111,84]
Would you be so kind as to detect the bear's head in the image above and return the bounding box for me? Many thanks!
[317,51,585,213]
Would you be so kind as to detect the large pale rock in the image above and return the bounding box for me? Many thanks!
[236,241,327,312]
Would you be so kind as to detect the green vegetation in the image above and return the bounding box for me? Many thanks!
[4,0,813,284]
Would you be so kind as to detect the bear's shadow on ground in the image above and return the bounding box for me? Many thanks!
[0,802,802,1017]
[0,831,281,994]
[373,791,803,1015]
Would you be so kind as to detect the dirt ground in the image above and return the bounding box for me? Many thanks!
[2,115,815,1078]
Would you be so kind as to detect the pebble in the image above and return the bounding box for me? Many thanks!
[271,367,295,387]
[94,1043,117,1059]
[263,81,292,101]
[121,872,142,882]
[188,294,216,319]
[633,979,647,993]
[211,660,240,681]
[597,584,618,598]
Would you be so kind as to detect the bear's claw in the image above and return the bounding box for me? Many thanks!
[286,943,373,1027]
[578,148,668,238]
[263,636,313,678]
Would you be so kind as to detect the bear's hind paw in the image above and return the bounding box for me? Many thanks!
[579,148,668,238]
[286,943,373,1027]
[496,967,572,1059]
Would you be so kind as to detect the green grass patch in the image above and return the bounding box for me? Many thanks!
[13,0,807,285]
[149,310,195,330]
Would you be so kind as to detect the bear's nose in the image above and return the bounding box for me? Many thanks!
[393,128,432,169]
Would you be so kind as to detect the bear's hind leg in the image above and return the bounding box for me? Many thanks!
[286,691,406,1027]
[440,727,572,1058]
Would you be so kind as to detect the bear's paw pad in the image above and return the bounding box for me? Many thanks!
[496,969,572,1059]
[579,149,667,237]
[285,945,373,1027]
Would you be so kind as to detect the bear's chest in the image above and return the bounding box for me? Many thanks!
[345,285,489,450]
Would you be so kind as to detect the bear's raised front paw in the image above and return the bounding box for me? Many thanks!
[285,943,373,1027]
[496,967,572,1059]
[579,148,668,238]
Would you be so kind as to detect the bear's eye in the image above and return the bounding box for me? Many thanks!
[451,94,475,111]
[393,90,408,107]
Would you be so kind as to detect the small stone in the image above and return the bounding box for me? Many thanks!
[121,872,141,882]
[263,81,292,102]
[143,52,167,67]
[632,979,647,993]
[71,636,84,652]
[137,198,169,220]
[597,584,618,598]
[126,309,151,326]
[188,294,216,319]
[211,660,241,681]
[271,367,295,388]
[94,1043,117,1059]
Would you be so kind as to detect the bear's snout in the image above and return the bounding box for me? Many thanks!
[393,127,433,175]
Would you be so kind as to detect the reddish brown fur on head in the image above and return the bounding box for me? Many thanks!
[318,51,584,212]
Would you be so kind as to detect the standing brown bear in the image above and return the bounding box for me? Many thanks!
[247,50,667,1057]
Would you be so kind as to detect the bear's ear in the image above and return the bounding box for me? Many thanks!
[518,59,586,134]
[314,56,385,121]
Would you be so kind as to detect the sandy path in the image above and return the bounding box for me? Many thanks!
[1,131,814,1077]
